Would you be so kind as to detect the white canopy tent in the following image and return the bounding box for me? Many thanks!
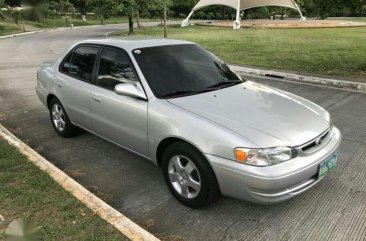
[181,0,305,29]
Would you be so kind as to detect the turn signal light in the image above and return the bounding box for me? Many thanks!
[234,149,247,163]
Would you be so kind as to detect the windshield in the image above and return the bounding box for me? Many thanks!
[132,44,243,98]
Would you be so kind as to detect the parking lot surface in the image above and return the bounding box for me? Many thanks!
[0,24,365,241]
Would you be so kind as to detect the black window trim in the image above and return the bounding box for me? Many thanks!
[58,43,148,100]
[58,44,101,84]
[93,44,148,100]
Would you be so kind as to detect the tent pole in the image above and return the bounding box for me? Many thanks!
[233,0,241,29]
[292,0,306,20]
[181,11,194,27]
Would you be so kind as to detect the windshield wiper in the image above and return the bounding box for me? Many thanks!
[205,80,243,90]
[160,80,244,98]
[160,90,205,98]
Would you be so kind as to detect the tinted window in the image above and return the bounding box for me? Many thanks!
[68,46,98,82]
[133,44,242,98]
[97,48,137,91]
[60,52,73,73]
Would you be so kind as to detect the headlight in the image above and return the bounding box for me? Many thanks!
[234,146,298,166]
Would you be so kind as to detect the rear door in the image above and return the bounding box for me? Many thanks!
[90,46,149,156]
[56,45,99,130]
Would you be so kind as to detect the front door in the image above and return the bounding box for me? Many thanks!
[90,47,148,156]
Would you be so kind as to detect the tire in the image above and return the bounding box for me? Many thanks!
[49,98,80,138]
[162,142,220,208]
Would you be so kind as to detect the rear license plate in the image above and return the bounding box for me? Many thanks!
[318,151,338,179]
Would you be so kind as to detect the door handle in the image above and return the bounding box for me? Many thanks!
[57,83,63,88]
[91,96,101,103]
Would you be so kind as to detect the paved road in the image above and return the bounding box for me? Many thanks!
[1,24,366,241]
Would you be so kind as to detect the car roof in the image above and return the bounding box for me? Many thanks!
[77,38,195,51]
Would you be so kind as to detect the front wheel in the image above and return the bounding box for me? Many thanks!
[162,142,220,208]
[49,98,79,138]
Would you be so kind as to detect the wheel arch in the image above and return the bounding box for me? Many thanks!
[156,137,208,168]
[47,94,58,109]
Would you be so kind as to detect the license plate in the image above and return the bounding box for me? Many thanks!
[318,151,338,179]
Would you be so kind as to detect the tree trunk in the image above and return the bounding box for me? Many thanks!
[101,14,104,25]
[128,15,134,35]
[163,0,167,38]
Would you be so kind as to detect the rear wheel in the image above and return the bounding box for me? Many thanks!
[162,142,220,208]
[49,98,79,138]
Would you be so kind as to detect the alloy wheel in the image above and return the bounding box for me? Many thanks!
[168,155,201,199]
[51,103,66,132]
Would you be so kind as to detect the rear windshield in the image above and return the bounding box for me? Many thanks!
[132,44,242,98]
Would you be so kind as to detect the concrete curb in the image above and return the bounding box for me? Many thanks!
[230,65,366,92]
[0,30,46,39]
[0,124,160,241]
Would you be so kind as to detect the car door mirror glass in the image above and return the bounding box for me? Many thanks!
[114,82,147,100]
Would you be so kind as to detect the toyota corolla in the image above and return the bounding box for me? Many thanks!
[36,39,342,208]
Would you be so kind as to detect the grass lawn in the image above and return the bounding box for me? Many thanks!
[117,25,366,79]
[331,17,366,23]
[0,22,23,35]
[0,138,128,241]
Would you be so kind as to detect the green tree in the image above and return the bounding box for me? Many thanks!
[171,0,196,17]
[0,0,7,20]
[121,0,135,34]
[302,0,337,19]
[70,0,87,15]
[5,0,21,9]
[89,0,121,24]
[11,8,22,24]
[89,0,135,35]
[207,11,214,20]
[345,0,366,16]
[316,0,333,19]
[49,0,75,16]
[50,0,75,26]
[135,0,160,27]
[135,0,146,28]
[22,0,50,21]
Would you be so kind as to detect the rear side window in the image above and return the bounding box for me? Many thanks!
[60,52,73,73]
[60,46,99,82]
[97,48,137,91]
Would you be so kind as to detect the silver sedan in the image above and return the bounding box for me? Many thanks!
[36,39,341,208]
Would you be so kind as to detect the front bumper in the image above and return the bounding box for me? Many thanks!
[206,126,342,204]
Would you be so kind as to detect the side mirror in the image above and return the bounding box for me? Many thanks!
[114,82,147,100]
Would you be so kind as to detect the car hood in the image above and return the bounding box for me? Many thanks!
[168,81,330,147]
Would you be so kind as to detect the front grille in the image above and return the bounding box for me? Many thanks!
[301,129,330,152]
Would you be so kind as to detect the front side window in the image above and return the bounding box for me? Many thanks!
[133,44,242,98]
[97,48,137,91]
[64,46,98,82]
